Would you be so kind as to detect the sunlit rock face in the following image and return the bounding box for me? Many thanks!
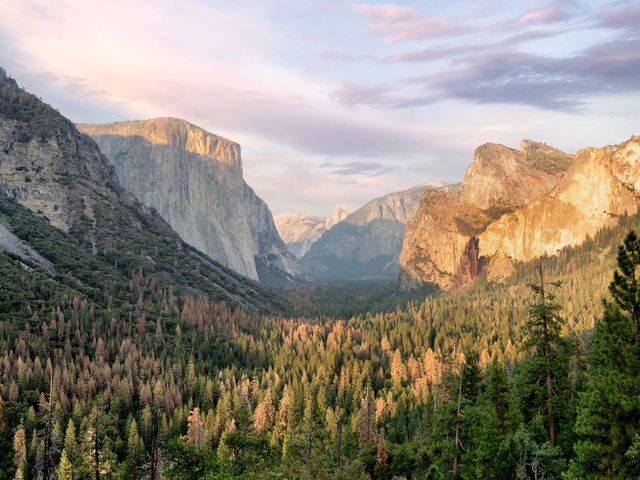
[458,140,572,211]
[301,184,447,281]
[399,139,577,289]
[78,118,301,283]
[478,137,640,276]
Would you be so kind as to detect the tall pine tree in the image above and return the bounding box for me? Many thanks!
[523,261,567,448]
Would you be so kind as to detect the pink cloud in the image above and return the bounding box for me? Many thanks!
[517,5,570,25]
[355,3,458,43]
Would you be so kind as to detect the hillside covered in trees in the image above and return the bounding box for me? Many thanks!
[2,186,640,478]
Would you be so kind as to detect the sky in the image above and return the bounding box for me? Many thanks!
[1,0,639,217]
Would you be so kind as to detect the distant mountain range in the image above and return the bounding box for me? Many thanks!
[297,183,451,281]
[274,206,352,258]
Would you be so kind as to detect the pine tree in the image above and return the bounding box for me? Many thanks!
[486,358,509,434]
[609,230,640,344]
[422,464,444,480]
[571,231,640,478]
[376,429,388,466]
[357,386,376,447]
[253,390,274,434]
[186,408,205,449]
[461,350,480,403]
[63,419,79,473]
[524,261,566,447]
[303,388,315,461]
[58,449,73,480]
[390,349,407,387]
[326,406,344,472]
[217,418,237,461]
[127,418,145,479]
[12,425,26,480]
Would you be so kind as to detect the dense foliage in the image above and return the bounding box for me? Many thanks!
[2,194,640,478]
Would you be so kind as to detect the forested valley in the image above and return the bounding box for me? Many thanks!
[1,191,640,480]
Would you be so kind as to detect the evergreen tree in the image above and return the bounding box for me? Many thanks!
[524,261,566,447]
[486,359,509,434]
[422,464,444,480]
[253,390,275,435]
[461,350,481,403]
[12,425,26,480]
[58,449,73,480]
[571,231,640,478]
[63,419,79,472]
[357,386,376,447]
[0,398,12,480]
[186,408,205,449]
[127,418,145,479]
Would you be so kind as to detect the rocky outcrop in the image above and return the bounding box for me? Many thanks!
[78,118,301,283]
[399,140,572,289]
[458,140,571,211]
[275,206,352,258]
[0,109,117,236]
[301,185,445,281]
[399,190,493,289]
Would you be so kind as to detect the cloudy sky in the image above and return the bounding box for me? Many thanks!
[1,0,639,216]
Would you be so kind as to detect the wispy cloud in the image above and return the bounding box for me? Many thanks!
[332,37,640,112]
[0,0,437,158]
[383,29,568,64]
[331,82,399,107]
[423,38,640,111]
[517,5,571,26]
[354,3,459,43]
[596,2,640,31]
[322,159,391,176]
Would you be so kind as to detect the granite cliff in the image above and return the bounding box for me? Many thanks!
[400,137,640,290]
[399,140,573,289]
[78,118,300,283]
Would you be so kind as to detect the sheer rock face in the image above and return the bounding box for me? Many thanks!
[398,190,493,290]
[301,185,442,281]
[78,118,301,282]
[399,140,573,289]
[0,71,282,311]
